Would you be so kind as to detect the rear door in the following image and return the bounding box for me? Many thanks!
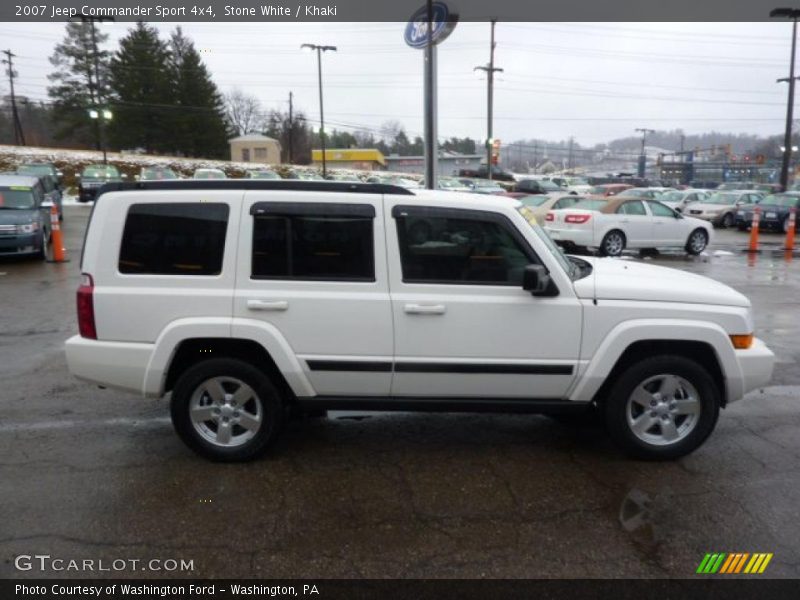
[233,191,393,397]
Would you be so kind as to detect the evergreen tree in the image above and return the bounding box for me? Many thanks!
[107,22,173,153]
[47,21,110,148]
[169,27,229,158]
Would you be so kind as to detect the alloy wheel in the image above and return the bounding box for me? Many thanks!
[625,373,701,446]
[189,376,264,447]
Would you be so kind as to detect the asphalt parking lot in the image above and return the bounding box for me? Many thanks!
[1,205,798,579]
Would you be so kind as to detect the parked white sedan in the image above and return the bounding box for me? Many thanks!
[544,197,713,256]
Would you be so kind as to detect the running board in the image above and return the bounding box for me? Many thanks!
[295,396,591,415]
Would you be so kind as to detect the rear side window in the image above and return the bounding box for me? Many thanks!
[251,206,374,281]
[119,203,229,275]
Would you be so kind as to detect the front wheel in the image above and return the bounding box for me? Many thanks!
[721,213,734,229]
[170,358,284,461]
[685,229,708,255]
[604,355,720,460]
[600,230,626,257]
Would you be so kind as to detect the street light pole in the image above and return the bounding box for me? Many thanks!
[635,128,655,178]
[474,20,502,181]
[772,8,800,191]
[301,43,337,178]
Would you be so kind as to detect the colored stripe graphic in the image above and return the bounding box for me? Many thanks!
[701,552,773,575]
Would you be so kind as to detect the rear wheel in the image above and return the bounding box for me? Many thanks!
[603,355,720,460]
[170,358,284,461]
[600,230,626,257]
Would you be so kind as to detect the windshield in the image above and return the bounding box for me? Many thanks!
[141,168,177,179]
[516,205,578,279]
[518,195,549,207]
[18,164,54,177]
[194,170,226,179]
[706,193,739,205]
[539,180,561,192]
[660,191,684,203]
[251,171,280,179]
[762,194,800,207]
[82,165,120,179]
[566,178,588,186]
[0,186,36,209]
[572,198,610,211]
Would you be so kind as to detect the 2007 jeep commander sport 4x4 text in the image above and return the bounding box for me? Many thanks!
[65,180,775,461]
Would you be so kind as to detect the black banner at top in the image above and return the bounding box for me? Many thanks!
[0,0,787,22]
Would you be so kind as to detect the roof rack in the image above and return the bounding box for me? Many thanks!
[96,179,416,196]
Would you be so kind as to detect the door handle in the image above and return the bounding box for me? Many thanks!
[620,219,630,223]
[404,303,446,315]
[247,300,289,311]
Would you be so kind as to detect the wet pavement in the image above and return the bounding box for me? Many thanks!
[0,206,798,579]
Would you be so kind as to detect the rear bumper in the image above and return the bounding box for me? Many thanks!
[65,335,154,395]
[731,337,775,402]
[545,226,595,247]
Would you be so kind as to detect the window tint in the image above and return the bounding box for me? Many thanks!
[395,211,533,285]
[617,201,646,215]
[119,203,229,275]
[648,201,675,217]
[252,214,374,280]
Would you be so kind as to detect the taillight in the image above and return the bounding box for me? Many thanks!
[77,273,97,339]
[545,212,554,222]
[565,213,592,224]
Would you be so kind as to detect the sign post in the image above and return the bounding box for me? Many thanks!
[405,2,458,190]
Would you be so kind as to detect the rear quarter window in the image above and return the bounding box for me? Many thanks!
[118,203,229,275]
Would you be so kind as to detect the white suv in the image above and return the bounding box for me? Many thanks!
[66,181,775,461]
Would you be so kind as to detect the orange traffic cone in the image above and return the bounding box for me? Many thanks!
[48,204,68,263]
[785,207,796,252]
[746,206,761,254]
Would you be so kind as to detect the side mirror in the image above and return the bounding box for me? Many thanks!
[522,264,552,296]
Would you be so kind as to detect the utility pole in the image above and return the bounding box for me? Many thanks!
[301,43,337,178]
[635,128,655,178]
[79,15,112,163]
[567,136,575,172]
[771,8,800,190]
[474,20,503,181]
[288,91,293,164]
[2,49,25,146]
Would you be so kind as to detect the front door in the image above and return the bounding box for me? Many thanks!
[615,200,652,247]
[385,203,582,399]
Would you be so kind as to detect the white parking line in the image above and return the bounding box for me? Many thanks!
[0,416,170,433]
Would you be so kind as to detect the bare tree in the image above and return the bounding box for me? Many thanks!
[224,88,264,136]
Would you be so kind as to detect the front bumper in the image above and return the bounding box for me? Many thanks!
[731,337,775,402]
[0,232,42,255]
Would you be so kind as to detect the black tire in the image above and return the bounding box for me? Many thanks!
[170,358,284,461]
[685,228,708,255]
[721,212,734,229]
[600,230,626,257]
[37,229,49,261]
[603,355,720,460]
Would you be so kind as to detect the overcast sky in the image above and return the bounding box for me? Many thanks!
[0,21,792,146]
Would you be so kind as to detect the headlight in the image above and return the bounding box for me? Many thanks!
[15,222,40,234]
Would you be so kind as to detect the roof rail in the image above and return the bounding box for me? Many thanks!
[95,179,416,197]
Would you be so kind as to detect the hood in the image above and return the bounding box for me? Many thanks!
[573,257,750,308]
[0,208,40,225]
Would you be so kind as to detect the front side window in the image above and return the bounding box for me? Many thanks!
[119,203,229,275]
[395,209,533,285]
[648,201,675,217]
[252,209,374,281]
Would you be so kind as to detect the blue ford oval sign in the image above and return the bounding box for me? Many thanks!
[404,2,458,49]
